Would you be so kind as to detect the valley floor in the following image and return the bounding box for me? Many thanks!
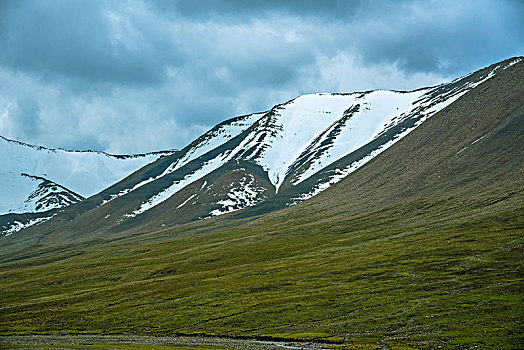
[0,334,340,350]
[1,189,522,349]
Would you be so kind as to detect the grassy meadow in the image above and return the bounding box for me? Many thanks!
[1,184,522,349]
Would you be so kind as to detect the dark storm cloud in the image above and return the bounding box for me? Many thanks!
[0,1,183,86]
[0,0,522,153]
[156,0,524,74]
[346,0,524,73]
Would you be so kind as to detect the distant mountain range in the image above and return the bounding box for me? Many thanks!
[0,137,174,235]
[0,57,521,238]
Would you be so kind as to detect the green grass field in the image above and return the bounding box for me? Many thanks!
[2,61,523,350]
[1,183,523,349]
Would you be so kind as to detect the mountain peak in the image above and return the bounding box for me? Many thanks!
[1,57,521,238]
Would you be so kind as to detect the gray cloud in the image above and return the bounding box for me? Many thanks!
[11,98,41,139]
[0,0,522,153]
[346,0,524,73]
[0,1,181,86]
[154,0,367,21]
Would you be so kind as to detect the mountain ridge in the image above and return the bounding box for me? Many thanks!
[0,137,176,235]
[0,135,177,158]
[1,56,522,239]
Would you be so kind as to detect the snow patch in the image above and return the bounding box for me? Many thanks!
[471,132,490,145]
[291,89,432,185]
[126,156,226,217]
[456,132,491,155]
[0,136,169,215]
[168,113,262,173]
[102,175,158,205]
[209,174,265,216]
[2,215,55,236]
[503,57,522,69]
[253,94,359,192]
[176,194,197,209]
[291,113,431,204]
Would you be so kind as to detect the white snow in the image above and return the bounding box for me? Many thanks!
[225,86,468,196]
[503,57,522,69]
[122,115,266,218]
[1,172,50,214]
[291,114,428,203]
[471,132,490,145]
[456,147,468,155]
[456,132,491,155]
[101,175,159,205]
[235,94,359,192]
[291,89,433,185]
[10,174,84,213]
[123,60,507,217]
[126,156,226,217]
[176,194,197,209]
[227,87,471,194]
[3,59,511,234]
[104,114,261,208]
[287,62,505,204]
[2,215,55,236]
[209,174,265,216]
[0,136,169,214]
[169,113,262,173]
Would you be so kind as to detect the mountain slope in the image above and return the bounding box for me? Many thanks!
[0,58,522,348]
[5,57,519,240]
[0,137,174,235]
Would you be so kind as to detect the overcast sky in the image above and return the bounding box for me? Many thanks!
[0,0,522,153]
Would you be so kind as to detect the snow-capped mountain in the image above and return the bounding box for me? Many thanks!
[1,57,521,238]
[0,136,174,235]
[10,173,85,214]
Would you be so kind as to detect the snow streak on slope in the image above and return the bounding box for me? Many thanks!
[103,113,262,205]
[108,59,523,221]
[2,215,55,237]
[235,94,358,193]
[102,175,159,205]
[126,156,227,217]
[169,113,263,173]
[0,136,172,214]
[288,60,519,204]
[291,114,427,204]
[3,58,518,237]
[209,172,268,216]
[124,91,430,216]
[289,89,434,185]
